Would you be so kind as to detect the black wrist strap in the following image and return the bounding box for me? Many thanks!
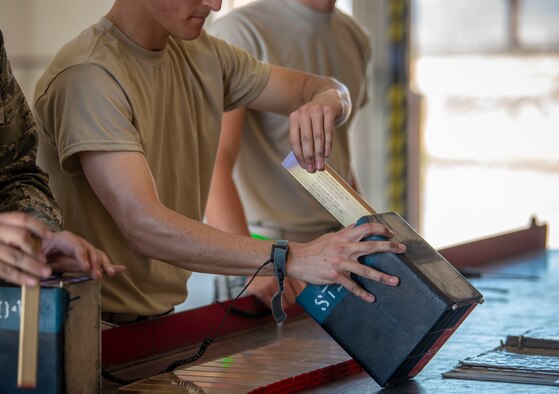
[270,240,289,324]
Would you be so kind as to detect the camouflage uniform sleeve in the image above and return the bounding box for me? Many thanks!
[0,30,62,231]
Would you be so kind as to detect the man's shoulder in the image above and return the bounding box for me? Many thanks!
[34,20,124,102]
[48,21,109,70]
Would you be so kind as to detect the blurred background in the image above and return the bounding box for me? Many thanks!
[1,0,557,310]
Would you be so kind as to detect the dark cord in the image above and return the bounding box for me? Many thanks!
[102,258,273,386]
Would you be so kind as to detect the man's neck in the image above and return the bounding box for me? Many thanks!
[107,0,169,51]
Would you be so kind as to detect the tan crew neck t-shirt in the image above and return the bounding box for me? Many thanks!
[34,17,271,315]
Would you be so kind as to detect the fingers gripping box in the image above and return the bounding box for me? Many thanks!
[297,213,483,387]
[282,151,483,387]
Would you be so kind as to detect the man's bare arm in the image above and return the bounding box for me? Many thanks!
[79,150,405,302]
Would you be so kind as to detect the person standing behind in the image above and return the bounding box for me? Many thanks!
[0,30,123,286]
[206,0,372,304]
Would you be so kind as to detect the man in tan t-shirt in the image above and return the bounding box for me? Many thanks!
[34,0,406,325]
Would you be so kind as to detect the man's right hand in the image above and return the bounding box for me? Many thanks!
[0,212,52,286]
[288,222,406,303]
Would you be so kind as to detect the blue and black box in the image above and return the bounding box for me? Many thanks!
[297,213,483,387]
[0,277,100,393]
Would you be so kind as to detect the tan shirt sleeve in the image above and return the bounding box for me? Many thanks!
[34,63,143,176]
[209,34,271,112]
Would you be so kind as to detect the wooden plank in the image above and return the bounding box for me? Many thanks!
[17,234,41,388]
[102,296,304,368]
[281,151,376,226]
[17,283,40,388]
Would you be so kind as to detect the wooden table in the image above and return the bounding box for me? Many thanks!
[102,222,557,393]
